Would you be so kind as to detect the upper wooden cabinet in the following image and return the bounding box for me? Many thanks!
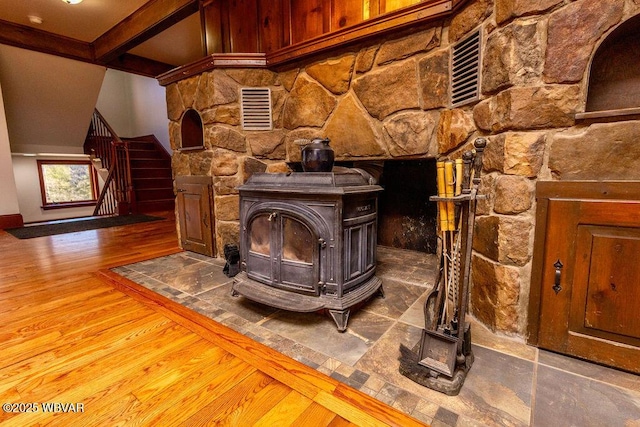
[201,0,467,64]
[159,0,467,84]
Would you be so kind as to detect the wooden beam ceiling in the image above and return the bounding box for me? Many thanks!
[0,19,93,62]
[0,0,201,77]
[106,53,176,78]
[93,0,200,65]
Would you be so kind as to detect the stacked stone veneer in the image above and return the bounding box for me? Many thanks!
[165,0,640,338]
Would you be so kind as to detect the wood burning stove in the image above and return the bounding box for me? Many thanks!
[232,168,383,331]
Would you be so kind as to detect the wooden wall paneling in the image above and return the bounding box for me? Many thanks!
[380,0,423,14]
[323,0,332,35]
[283,0,291,48]
[257,0,287,53]
[331,0,365,31]
[267,0,455,66]
[202,0,226,54]
[290,0,330,45]
[227,0,260,53]
[368,0,382,19]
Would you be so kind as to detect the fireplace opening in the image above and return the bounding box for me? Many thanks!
[376,159,438,254]
[291,158,440,254]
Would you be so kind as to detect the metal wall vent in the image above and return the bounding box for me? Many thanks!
[450,28,482,108]
[241,87,272,131]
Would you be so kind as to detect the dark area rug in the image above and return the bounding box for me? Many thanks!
[6,215,164,239]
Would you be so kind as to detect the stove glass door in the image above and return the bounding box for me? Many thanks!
[280,216,316,294]
[246,212,318,295]
[247,214,273,284]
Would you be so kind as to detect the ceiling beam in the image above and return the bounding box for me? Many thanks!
[106,53,175,78]
[0,19,93,63]
[0,19,177,77]
[93,0,200,64]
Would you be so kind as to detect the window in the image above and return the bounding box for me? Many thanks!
[37,160,98,209]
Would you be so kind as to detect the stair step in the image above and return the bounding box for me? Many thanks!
[131,159,171,169]
[132,168,172,179]
[132,177,173,189]
[136,199,175,213]
[126,140,157,151]
[135,188,175,201]
[128,148,164,159]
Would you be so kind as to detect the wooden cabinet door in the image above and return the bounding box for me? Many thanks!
[176,176,215,257]
[531,182,640,374]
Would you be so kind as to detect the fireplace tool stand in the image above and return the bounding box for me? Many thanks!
[399,138,486,396]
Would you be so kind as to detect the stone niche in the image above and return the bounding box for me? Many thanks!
[165,0,640,339]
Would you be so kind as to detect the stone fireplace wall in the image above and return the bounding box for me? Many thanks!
[165,0,640,338]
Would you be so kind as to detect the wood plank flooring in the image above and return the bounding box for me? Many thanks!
[0,213,425,426]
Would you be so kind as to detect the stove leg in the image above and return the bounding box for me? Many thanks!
[329,309,350,332]
[377,285,385,299]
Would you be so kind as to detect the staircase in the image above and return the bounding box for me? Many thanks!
[84,110,174,216]
[125,135,174,213]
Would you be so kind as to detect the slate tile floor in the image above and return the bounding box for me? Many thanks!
[111,247,640,426]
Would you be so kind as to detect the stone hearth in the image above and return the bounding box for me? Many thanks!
[111,249,640,426]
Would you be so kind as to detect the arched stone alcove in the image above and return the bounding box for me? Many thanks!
[180,108,204,149]
[586,14,640,112]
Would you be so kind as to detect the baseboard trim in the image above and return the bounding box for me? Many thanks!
[0,214,24,229]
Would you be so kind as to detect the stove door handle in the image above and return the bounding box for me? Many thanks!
[318,238,327,249]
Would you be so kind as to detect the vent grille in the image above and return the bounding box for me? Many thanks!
[451,29,482,108]
[241,87,272,131]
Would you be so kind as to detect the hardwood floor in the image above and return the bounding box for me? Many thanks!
[0,213,425,426]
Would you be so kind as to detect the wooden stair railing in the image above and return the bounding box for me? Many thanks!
[86,109,135,216]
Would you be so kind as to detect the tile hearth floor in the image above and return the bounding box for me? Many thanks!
[111,247,640,427]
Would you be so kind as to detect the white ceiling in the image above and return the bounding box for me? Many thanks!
[0,0,148,42]
[128,12,204,67]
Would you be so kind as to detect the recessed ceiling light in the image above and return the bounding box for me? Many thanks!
[62,0,83,4]
[28,15,43,24]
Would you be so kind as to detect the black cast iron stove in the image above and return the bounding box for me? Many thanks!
[232,168,383,331]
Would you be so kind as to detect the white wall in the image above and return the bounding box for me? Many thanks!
[0,81,20,216]
[11,154,96,223]
[0,44,106,154]
[94,70,134,137]
[96,69,170,152]
[129,73,171,152]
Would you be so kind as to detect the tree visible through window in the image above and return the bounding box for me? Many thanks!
[37,160,98,209]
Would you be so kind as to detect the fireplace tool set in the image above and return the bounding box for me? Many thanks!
[399,137,486,396]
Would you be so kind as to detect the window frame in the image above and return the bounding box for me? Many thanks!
[36,159,99,210]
